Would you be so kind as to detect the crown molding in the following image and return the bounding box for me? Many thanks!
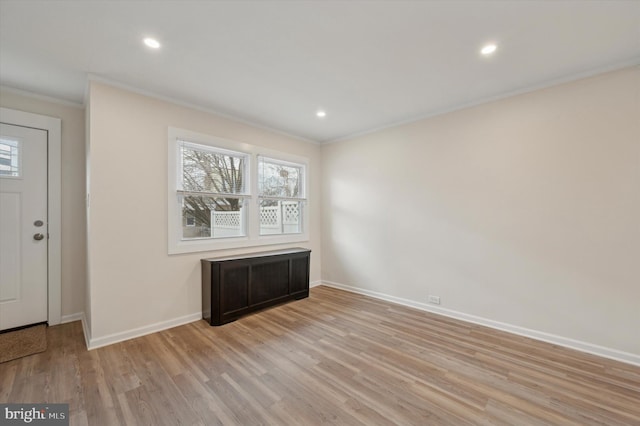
[86,74,320,145]
[0,85,84,109]
[322,59,640,145]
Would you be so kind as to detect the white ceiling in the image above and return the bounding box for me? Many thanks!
[1,1,639,143]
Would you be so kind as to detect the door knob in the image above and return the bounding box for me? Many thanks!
[33,233,45,241]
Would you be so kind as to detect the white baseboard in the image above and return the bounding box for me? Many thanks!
[80,312,91,350]
[320,280,640,367]
[87,312,202,350]
[58,312,91,349]
[68,280,321,350]
[60,312,83,324]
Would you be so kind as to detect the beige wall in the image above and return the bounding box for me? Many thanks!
[0,88,87,318]
[321,67,640,356]
[86,82,322,341]
[3,67,637,358]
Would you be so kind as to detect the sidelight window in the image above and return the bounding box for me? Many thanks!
[0,138,20,177]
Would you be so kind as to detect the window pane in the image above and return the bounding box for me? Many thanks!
[259,200,302,235]
[259,158,303,198]
[182,195,246,239]
[181,143,245,194]
[0,138,20,177]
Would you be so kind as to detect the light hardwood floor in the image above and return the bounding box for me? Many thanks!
[1,286,639,425]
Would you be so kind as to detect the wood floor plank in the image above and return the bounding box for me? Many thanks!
[1,286,638,425]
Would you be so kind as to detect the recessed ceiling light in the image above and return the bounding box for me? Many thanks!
[481,44,497,55]
[316,110,326,118]
[143,38,161,49]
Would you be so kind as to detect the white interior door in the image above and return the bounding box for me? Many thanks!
[0,123,48,330]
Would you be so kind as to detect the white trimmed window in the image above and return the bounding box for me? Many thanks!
[258,156,306,235]
[168,127,309,254]
[179,141,249,240]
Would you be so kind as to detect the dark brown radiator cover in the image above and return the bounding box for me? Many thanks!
[201,248,311,326]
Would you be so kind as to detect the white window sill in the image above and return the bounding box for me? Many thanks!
[168,233,309,255]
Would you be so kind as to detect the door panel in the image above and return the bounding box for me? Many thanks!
[0,123,48,330]
[0,192,21,302]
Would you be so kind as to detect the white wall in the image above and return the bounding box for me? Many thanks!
[321,67,640,357]
[86,81,321,344]
[0,88,87,319]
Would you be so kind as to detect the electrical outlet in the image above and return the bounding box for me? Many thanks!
[428,295,441,305]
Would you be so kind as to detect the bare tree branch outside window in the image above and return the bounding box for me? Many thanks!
[181,145,245,236]
[259,161,301,205]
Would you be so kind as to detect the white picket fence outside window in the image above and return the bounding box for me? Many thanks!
[210,210,243,238]
[211,201,300,236]
[213,211,242,228]
[260,206,280,228]
[283,202,299,224]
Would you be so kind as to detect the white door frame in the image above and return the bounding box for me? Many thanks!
[0,107,61,326]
